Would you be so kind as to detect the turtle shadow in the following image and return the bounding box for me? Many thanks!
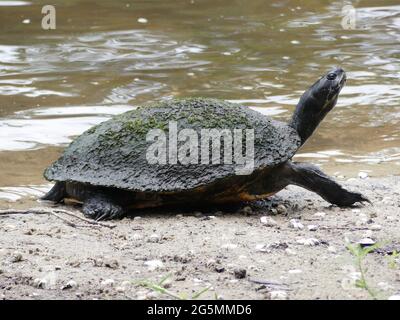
[123,195,292,220]
[123,202,243,220]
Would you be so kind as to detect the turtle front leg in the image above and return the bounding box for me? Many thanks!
[41,182,66,203]
[285,162,370,207]
[82,194,126,221]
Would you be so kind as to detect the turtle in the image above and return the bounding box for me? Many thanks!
[42,67,369,220]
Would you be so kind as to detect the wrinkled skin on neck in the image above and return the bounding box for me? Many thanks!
[290,68,346,145]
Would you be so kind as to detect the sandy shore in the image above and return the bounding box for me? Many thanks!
[1,176,400,300]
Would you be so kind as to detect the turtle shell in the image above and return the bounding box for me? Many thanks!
[44,98,301,192]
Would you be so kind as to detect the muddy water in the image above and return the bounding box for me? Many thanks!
[0,0,400,201]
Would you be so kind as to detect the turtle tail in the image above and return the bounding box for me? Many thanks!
[41,181,66,203]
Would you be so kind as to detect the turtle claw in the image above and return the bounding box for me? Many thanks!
[336,191,371,207]
[352,192,371,206]
[96,212,109,222]
[359,195,372,206]
[82,195,125,221]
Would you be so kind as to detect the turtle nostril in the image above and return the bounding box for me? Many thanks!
[327,73,337,80]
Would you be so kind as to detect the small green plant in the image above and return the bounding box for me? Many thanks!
[136,274,211,300]
[346,242,382,300]
[386,250,400,270]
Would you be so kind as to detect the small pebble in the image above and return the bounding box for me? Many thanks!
[358,172,369,179]
[370,224,382,231]
[307,225,318,231]
[241,206,253,216]
[115,286,125,293]
[148,234,161,243]
[369,211,378,218]
[144,260,164,271]
[255,244,270,253]
[289,219,304,230]
[268,241,289,250]
[215,266,225,273]
[358,238,376,247]
[314,212,326,218]
[233,268,247,279]
[269,208,278,215]
[104,258,119,269]
[33,278,47,289]
[137,17,148,24]
[296,238,320,246]
[132,233,143,240]
[61,280,77,290]
[257,244,285,254]
[10,251,23,263]
[285,248,297,255]
[276,204,287,214]
[101,279,115,287]
[200,215,215,221]
[260,216,277,227]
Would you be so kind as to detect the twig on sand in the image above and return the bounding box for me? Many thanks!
[52,208,116,229]
[248,278,291,290]
[322,226,370,231]
[0,208,116,229]
[47,210,81,228]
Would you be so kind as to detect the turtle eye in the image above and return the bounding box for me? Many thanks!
[327,73,337,80]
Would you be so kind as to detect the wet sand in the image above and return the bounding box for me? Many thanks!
[1,176,399,300]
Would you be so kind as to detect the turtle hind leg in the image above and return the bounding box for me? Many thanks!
[41,182,66,203]
[286,162,370,207]
[82,194,125,221]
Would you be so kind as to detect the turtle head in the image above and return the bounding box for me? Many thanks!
[290,67,346,145]
[309,67,346,104]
